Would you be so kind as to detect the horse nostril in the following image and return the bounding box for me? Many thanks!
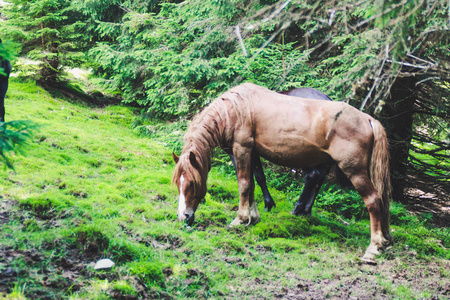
[185,213,195,226]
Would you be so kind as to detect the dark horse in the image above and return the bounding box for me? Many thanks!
[173,83,392,263]
[0,38,11,123]
[229,87,334,215]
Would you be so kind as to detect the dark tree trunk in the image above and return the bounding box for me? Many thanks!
[380,76,417,203]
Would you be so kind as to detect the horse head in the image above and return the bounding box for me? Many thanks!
[172,152,206,226]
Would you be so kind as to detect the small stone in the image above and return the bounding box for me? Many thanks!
[93,258,115,270]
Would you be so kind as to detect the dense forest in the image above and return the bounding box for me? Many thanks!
[1,0,448,199]
[0,1,449,299]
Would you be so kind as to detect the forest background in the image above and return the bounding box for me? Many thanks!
[2,0,449,200]
[0,0,449,299]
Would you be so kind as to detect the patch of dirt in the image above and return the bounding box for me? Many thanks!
[39,81,123,108]
[0,248,45,294]
[231,258,450,300]
[223,257,249,268]
[0,239,110,298]
[135,234,184,250]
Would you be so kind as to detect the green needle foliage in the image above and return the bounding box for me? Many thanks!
[0,38,38,169]
[1,0,88,83]
[0,120,38,169]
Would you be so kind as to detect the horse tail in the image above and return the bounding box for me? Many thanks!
[369,119,392,242]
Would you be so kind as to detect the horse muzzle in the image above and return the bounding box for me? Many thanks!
[178,210,195,226]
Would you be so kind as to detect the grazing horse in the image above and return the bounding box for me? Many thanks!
[229,87,334,214]
[172,83,392,263]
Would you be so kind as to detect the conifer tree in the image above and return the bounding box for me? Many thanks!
[0,40,37,169]
[1,0,87,84]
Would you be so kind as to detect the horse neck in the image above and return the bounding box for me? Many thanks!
[183,132,218,181]
[188,101,232,155]
[186,106,232,183]
[179,142,211,197]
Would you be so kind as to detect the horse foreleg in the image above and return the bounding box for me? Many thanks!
[253,153,276,212]
[229,147,260,226]
[230,153,275,212]
[291,165,329,216]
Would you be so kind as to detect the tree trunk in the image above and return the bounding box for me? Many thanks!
[380,76,417,203]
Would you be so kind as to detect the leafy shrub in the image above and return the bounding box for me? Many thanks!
[433,228,450,249]
[0,120,38,169]
[265,165,301,192]
[389,202,417,226]
[315,184,366,220]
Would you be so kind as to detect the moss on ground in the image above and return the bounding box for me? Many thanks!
[0,79,448,299]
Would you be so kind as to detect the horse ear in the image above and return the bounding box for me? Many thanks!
[189,152,200,169]
[172,152,179,163]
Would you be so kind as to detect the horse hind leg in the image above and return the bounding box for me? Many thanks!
[291,165,329,216]
[253,154,276,211]
[343,171,390,264]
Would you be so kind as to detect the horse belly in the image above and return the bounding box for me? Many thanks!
[255,138,331,169]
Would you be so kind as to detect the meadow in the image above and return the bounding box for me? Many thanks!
[0,79,449,299]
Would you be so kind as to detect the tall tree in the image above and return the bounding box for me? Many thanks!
[1,0,88,84]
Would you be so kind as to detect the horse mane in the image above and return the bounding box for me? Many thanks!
[172,83,260,188]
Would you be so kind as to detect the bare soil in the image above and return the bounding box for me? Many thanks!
[237,259,450,299]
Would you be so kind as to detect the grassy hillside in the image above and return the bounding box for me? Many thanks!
[0,80,449,299]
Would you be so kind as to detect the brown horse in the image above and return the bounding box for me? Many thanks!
[172,83,392,263]
[231,86,336,214]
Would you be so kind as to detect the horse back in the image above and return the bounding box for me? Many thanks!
[232,86,373,168]
[280,87,332,101]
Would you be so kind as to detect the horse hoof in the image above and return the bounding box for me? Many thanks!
[229,219,242,227]
[361,257,377,265]
[265,204,275,212]
[229,217,247,227]
[264,199,276,212]
[290,209,310,216]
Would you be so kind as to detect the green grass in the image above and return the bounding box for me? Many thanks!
[0,79,449,299]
